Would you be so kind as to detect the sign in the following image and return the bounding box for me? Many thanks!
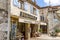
[20,12,37,20]
[19,18,38,24]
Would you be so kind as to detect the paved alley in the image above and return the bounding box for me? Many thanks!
[30,34,60,40]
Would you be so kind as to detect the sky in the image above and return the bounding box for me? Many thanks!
[13,0,60,7]
[36,0,60,7]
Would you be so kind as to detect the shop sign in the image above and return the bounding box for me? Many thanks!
[24,20,32,23]
[20,12,37,20]
[19,18,38,24]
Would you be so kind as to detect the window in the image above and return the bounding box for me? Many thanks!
[30,6,36,15]
[33,8,36,15]
[40,16,44,21]
[53,14,56,19]
[53,11,55,13]
[36,9,39,15]
[13,0,21,8]
[20,2,24,9]
[24,2,28,11]
[53,11,56,19]
[30,6,33,13]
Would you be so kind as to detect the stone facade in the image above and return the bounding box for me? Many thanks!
[10,0,40,40]
[0,0,9,40]
[40,6,60,33]
[0,0,8,10]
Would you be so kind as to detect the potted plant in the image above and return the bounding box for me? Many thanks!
[39,29,42,36]
[39,29,42,32]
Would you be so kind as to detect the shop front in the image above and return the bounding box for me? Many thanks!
[17,22,30,40]
[10,11,39,40]
[10,15,19,40]
[19,18,39,40]
[10,18,30,40]
[10,17,39,40]
[30,24,38,37]
[40,22,47,34]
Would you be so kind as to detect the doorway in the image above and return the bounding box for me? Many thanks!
[30,24,38,37]
[10,16,18,40]
[40,25,47,34]
[19,23,25,39]
[18,23,30,40]
[30,24,35,37]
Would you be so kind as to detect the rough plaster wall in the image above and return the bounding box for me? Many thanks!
[0,0,8,10]
[0,0,8,40]
[47,12,54,32]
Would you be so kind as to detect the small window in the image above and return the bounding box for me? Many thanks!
[40,16,44,21]
[20,2,24,9]
[30,6,33,13]
[24,2,28,11]
[33,8,36,15]
[53,11,55,13]
[20,12,22,16]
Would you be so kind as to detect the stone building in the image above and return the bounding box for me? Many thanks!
[0,0,9,40]
[0,0,40,40]
[40,6,60,34]
[2,0,60,40]
[10,0,40,40]
[0,0,60,40]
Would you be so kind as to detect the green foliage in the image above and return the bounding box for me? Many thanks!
[55,29,60,33]
[39,29,42,32]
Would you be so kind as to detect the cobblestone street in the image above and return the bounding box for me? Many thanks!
[30,34,60,40]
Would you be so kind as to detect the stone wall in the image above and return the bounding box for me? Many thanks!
[0,0,8,39]
[0,31,7,40]
[0,0,8,10]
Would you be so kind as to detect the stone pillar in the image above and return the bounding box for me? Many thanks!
[25,23,30,40]
[38,24,40,33]
[7,0,10,40]
[34,24,37,32]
